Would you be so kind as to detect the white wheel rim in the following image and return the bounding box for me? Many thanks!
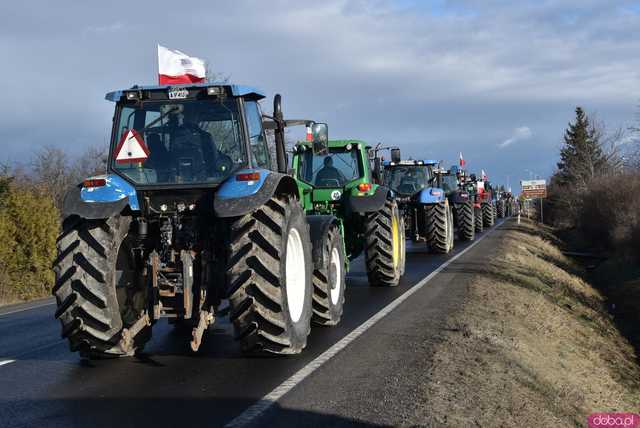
[329,247,342,305]
[285,227,306,323]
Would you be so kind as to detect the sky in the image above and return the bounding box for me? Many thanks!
[1,0,639,191]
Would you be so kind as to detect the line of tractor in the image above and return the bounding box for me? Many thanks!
[52,83,517,358]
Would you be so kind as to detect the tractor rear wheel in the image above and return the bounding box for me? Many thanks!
[365,199,403,286]
[455,201,475,241]
[311,224,346,326]
[497,200,505,218]
[426,200,453,254]
[227,195,313,354]
[53,215,149,358]
[474,206,483,233]
[482,202,495,227]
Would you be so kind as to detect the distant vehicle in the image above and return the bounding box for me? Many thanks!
[383,155,455,253]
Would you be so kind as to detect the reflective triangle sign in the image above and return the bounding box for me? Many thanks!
[115,129,150,163]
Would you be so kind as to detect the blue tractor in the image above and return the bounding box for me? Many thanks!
[382,153,454,253]
[53,83,334,357]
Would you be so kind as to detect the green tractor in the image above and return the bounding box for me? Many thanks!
[291,139,406,317]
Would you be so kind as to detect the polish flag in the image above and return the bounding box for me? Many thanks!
[459,152,465,167]
[158,45,206,85]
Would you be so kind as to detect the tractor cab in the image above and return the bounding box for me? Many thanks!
[383,159,438,199]
[293,139,374,213]
[105,84,272,188]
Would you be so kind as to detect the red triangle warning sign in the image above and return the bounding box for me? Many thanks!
[115,129,150,164]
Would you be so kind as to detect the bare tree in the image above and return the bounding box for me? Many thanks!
[31,146,75,210]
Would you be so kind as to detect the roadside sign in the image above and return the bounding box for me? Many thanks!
[521,179,546,199]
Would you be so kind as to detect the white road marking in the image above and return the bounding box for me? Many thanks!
[0,301,55,317]
[225,222,503,427]
[0,360,16,367]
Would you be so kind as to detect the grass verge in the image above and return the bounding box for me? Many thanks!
[416,219,640,427]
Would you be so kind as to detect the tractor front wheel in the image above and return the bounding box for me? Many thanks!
[227,195,313,354]
[365,199,403,287]
[311,223,346,326]
[474,206,483,233]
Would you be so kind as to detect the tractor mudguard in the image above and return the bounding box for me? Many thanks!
[418,187,446,204]
[214,170,298,218]
[347,185,389,213]
[62,174,140,220]
[306,214,339,270]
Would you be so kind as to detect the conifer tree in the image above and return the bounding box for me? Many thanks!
[556,107,606,190]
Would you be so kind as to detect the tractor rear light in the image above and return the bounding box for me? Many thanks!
[83,178,106,188]
[358,183,372,192]
[236,172,260,182]
[430,189,442,196]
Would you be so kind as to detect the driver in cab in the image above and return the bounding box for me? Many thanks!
[315,156,347,186]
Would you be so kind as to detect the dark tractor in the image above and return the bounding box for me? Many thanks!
[383,156,454,254]
[434,165,475,241]
[54,83,331,357]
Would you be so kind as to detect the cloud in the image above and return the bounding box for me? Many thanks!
[85,22,124,34]
[498,126,533,148]
[0,0,638,191]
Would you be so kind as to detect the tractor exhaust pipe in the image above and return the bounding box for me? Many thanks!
[273,94,288,173]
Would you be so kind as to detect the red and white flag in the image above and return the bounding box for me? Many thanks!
[158,45,206,85]
[459,152,465,167]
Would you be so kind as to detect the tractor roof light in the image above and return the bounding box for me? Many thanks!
[346,143,353,150]
[207,86,223,96]
[125,91,139,101]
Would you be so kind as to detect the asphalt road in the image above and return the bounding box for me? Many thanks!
[0,220,505,428]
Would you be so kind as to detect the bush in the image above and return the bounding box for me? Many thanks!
[576,173,640,254]
[0,185,59,303]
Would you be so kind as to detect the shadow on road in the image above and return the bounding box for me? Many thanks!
[1,396,389,428]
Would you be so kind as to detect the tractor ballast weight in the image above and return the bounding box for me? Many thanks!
[54,82,330,358]
[383,158,454,254]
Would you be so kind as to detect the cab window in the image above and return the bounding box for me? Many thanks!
[245,101,271,170]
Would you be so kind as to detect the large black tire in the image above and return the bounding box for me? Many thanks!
[365,199,403,287]
[53,215,148,357]
[426,200,453,254]
[455,201,475,241]
[398,214,406,276]
[497,200,505,218]
[226,195,313,354]
[311,223,346,326]
[474,206,483,233]
[482,202,495,227]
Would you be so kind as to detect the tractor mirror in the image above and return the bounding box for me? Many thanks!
[390,148,401,163]
[311,123,329,155]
